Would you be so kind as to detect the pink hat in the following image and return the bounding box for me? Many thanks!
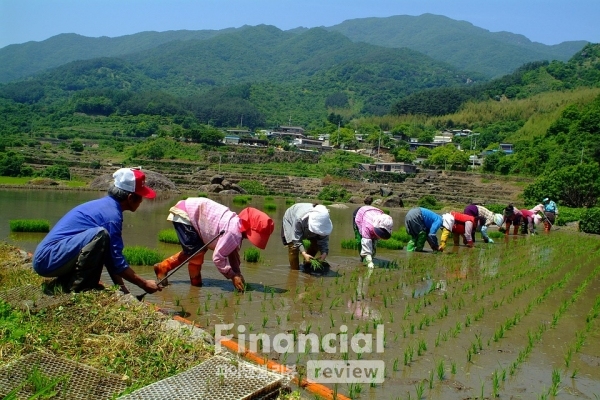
[113,167,156,199]
[238,207,274,249]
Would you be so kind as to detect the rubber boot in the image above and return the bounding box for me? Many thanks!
[287,244,300,270]
[188,252,204,287]
[154,251,187,285]
[544,221,550,232]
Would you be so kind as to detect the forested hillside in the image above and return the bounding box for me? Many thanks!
[0,27,478,129]
[390,43,600,117]
[0,14,586,83]
[328,14,587,78]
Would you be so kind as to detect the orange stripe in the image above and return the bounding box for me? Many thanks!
[164,309,350,400]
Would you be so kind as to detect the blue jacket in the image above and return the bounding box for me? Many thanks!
[544,200,558,213]
[420,207,443,235]
[33,196,129,275]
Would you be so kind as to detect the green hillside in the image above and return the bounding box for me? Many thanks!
[0,15,587,83]
[327,14,587,78]
[0,27,478,128]
[0,30,235,83]
[390,43,600,117]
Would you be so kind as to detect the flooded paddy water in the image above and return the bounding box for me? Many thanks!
[2,189,600,399]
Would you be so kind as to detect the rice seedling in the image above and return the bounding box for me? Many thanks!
[157,229,179,244]
[9,219,50,232]
[244,248,261,262]
[377,238,404,250]
[348,383,362,398]
[437,359,445,381]
[551,369,561,396]
[565,348,573,368]
[235,195,253,205]
[122,246,165,265]
[492,369,500,397]
[263,203,277,212]
[429,368,434,388]
[341,239,360,250]
[414,380,425,399]
[571,369,578,379]
[451,361,457,375]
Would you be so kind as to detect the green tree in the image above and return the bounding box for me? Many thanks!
[415,146,431,158]
[0,151,27,177]
[429,144,465,169]
[39,164,70,180]
[523,163,600,207]
[393,149,416,163]
[70,140,84,152]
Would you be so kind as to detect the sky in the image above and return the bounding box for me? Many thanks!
[1,0,598,49]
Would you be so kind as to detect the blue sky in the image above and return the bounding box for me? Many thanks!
[1,0,598,49]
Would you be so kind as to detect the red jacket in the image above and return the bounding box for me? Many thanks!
[451,211,475,235]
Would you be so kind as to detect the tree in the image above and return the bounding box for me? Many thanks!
[70,140,84,152]
[393,149,416,163]
[415,146,431,158]
[523,163,600,208]
[426,144,469,170]
[0,151,27,177]
[39,164,70,180]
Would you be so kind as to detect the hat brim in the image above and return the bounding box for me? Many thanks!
[374,227,391,240]
[136,186,156,199]
[246,230,269,249]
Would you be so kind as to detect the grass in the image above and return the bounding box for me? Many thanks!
[9,219,50,232]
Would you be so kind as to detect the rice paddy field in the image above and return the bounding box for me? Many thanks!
[147,231,600,400]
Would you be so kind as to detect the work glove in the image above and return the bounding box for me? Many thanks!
[438,242,446,252]
[487,238,494,244]
[466,240,474,248]
[364,255,374,268]
[407,240,416,252]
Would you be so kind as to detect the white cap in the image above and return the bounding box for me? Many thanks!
[442,213,455,231]
[113,167,156,199]
[308,205,333,236]
[494,213,504,226]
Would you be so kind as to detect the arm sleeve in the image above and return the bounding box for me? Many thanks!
[106,220,128,274]
[212,232,241,279]
[291,220,307,253]
[480,225,489,239]
[360,238,375,257]
[440,228,451,246]
[317,236,329,255]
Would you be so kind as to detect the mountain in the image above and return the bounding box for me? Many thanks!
[0,29,235,83]
[0,27,479,127]
[0,14,588,83]
[326,14,588,78]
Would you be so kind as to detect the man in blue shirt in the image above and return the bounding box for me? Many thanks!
[33,168,162,295]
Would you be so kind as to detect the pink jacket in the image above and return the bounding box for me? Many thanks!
[175,198,242,279]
